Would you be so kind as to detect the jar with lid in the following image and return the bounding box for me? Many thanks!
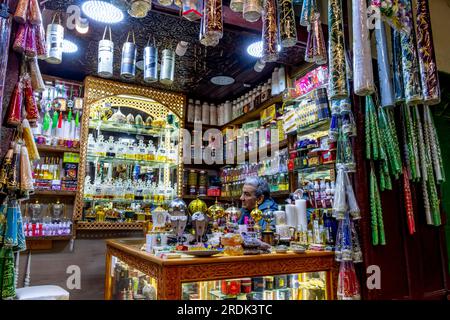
[194,100,202,122]
[201,102,210,125]
[187,99,195,123]
[224,100,231,124]
[232,101,237,120]
[209,103,217,125]
[188,169,198,186]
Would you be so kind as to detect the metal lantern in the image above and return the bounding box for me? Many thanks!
[277,0,297,48]
[128,0,152,18]
[261,0,278,63]
[120,31,137,79]
[98,26,114,78]
[182,0,202,21]
[230,0,244,12]
[203,0,223,41]
[168,198,188,217]
[188,197,207,215]
[243,0,262,23]
[207,200,225,220]
[158,0,173,6]
[160,48,175,85]
[45,16,64,64]
[225,205,241,223]
[143,44,158,83]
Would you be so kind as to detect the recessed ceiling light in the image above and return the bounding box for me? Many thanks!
[82,1,124,24]
[247,40,281,58]
[211,76,235,86]
[63,39,78,53]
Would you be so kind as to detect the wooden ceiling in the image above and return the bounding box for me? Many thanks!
[39,0,308,102]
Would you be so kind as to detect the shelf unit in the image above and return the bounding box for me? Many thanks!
[75,221,145,231]
[88,120,176,137]
[86,154,177,169]
[26,235,72,241]
[36,145,80,153]
[32,190,77,196]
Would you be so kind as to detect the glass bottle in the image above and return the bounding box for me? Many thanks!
[147,141,156,161]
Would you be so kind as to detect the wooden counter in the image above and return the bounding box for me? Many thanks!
[105,239,338,300]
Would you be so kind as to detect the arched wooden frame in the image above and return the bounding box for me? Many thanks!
[73,76,185,222]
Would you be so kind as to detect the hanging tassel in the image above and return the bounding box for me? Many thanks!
[375,21,395,108]
[3,199,19,247]
[13,0,29,24]
[36,23,47,59]
[337,261,361,300]
[28,0,43,25]
[304,26,314,63]
[350,219,363,263]
[24,23,37,57]
[328,100,340,142]
[20,145,34,192]
[5,80,23,127]
[14,204,27,252]
[402,166,415,235]
[328,0,348,100]
[299,0,311,27]
[415,0,440,105]
[344,170,360,220]
[28,56,45,92]
[391,28,405,104]
[22,119,40,161]
[0,247,16,299]
[378,107,402,178]
[311,10,327,65]
[332,166,347,220]
[12,23,28,53]
[370,164,385,245]
[23,74,39,125]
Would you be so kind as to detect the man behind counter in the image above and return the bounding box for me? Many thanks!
[238,176,278,230]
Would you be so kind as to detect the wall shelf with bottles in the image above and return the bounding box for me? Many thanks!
[36,145,80,154]
[32,190,77,196]
[73,77,185,232]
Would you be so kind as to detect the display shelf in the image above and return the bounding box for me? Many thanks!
[31,190,77,196]
[37,145,80,153]
[223,139,288,165]
[86,155,178,169]
[282,85,328,104]
[294,162,336,173]
[294,119,330,136]
[222,94,283,127]
[220,190,290,202]
[89,119,177,137]
[25,235,72,241]
[76,221,145,231]
[184,122,222,131]
[83,198,171,206]
[182,195,218,201]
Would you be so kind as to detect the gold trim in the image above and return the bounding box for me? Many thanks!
[74,77,185,227]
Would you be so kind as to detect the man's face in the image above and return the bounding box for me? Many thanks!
[240,184,258,211]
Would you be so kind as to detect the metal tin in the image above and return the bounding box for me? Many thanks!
[252,277,265,292]
[120,42,137,79]
[98,39,114,78]
[46,23,64,64]
[243,0,262,23]
[188,170,198,186]
[160,49,175,85]
[143,45,158,82]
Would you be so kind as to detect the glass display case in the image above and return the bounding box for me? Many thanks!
[182,271,328,300]
[74,77,185,230]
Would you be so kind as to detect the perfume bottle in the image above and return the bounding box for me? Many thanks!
[147,141,156,161]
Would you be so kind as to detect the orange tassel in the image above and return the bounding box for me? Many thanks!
[28,0,42,25]
[6,81,23,127]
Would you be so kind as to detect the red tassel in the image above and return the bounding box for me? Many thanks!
[403,167,416,235]
[25,23,37,57]
[14,0,29,24]
[13,23,28,53]
[36,23,47,59]
[28,0,43,25]
[23,75,39,125]
[58,111,63,128]
[6,81,23,127]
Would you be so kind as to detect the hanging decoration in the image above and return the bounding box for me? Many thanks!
[98,26,114,78]
[182,0,202,21]
[327,0,348,100]
[415,0,440,106]
[28,0,42,25]
[299,0,311,27]
[128,0,152,18]
[277,0,297,48]
[46,14,64,64]
[160,48,175,85]
[369,0,402,31]
[352,0,374,96]
[369,163,385,246]
[0,0,13,126]
[230,0,244,13]
[5,79,23,127]
[391,28,404,104]
[158,0,173,6]
[200,0,223,46]
[143,37,158,83]
[375,21,395,108]
[13,0,28,24]
[120,30,137,79]
[243,0,262,23]
[399,0,422,105]
[402,166,415,235]
[261,0,278,63]
[310,8,327,65]
[28,57,45,92]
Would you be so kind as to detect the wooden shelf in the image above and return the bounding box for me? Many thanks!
[37,145,80,153]
[75,221,145,231]
[32,190,77,196]
[26,235,72,241]
[222,94,283,127]
[182,195,218,201]
[220,191,290,202]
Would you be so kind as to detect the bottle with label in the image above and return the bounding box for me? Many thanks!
[194,100,202,122]
[201,101,210,125]
[209,103,217,125]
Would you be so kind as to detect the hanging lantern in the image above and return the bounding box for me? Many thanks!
[45,15,64,64]
[278,0,297,48]
[160,49,175,85]
[204,0,223,40]
[230,0,244,12]
[243,0,262,23]
[158,0,173,6]
[182,0,202,21]
[120,31,137,79]
[261,0,278,63]
[98,26,114,78]
[188,197,208,215]
[128,0,152,18]
[143,43,158,83]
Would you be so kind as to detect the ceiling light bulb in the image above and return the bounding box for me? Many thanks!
[82,1,124,24]
[75,18,89,34]
[247,40,282,58]
[63,39,78,53]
